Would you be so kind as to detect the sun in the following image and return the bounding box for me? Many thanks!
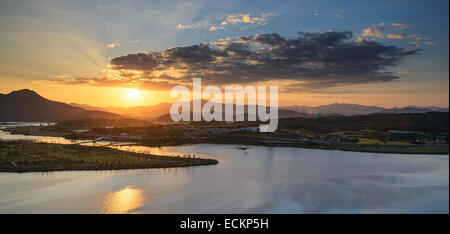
[126,88,141,100]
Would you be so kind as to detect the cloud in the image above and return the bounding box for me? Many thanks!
[361,28,384,38]
[106,40,141,48]
[177,24,191,29]
[209,25,224,31]
[409,41,420,48]
[361,22,434,49]
[377,22,409,30]
[385,33,412,39]
[52,31,419,92]
[409,37,435,48]
[222,13,272,25]
[177,12,273,31]
[355,37,374,43]
[177,19,210,30]
[361,28,412,40]
[398,69,418,75]
[391,23,409,29]
[105,42,117,48]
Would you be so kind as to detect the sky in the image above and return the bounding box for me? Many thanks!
[0,0,448,108]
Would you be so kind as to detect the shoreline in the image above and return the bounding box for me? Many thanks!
[2,127,449,155]
[0,141,218,173]
[136,138,449,155]
[0,161,218,173]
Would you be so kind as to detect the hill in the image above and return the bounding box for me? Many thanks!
[282,103,448,116]
[0,89,121,122]
[155,107,305,122]
[71,101,449,120]
[278,112,449,133]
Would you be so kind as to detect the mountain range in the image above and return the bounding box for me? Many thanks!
[76,101,448,121]
[281,103,449,116]
[0,89,120,122]
[0,89,448,122]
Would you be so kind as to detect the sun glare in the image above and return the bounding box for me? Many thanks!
[101,186,145,214]
[126,88,141,100]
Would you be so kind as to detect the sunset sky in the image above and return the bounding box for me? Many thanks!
[0,0,448,108]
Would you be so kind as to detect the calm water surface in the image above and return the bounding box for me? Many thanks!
[0,125,448,213]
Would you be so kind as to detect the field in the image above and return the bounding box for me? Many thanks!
[356,138,410,145]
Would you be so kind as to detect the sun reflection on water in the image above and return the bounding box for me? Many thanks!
[100,186,145,214]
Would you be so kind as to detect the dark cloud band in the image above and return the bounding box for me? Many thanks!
[54,31,419,91]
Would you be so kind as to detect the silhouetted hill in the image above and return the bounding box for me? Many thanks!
[283,103,383,115]
[0,89,121,122]
[56,118,154,129]
[73,101,449,120]
[69,102,173,120]
[155,106,306,122]
[69,103,105,111]
[377,106,449,114]
[279,112,449,133]
[106,103,173,120]
[62,110,121,120]
[282,103,448,116]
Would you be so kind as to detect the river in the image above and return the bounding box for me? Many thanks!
[0,125,448,213]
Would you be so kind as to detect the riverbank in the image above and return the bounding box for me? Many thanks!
[2,126,449,155]
[0,141,218,173]
[136,137,449,155]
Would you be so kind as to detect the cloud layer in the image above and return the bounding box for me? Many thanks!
[360,22,434,46]
[53,30,419,91]
[177,12,273,32]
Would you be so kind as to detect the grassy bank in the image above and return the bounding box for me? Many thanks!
[217,138,449,154]
[290,142,449,154]
[2,126,68,137]
[138,136,449,155]
[0,141,218,173]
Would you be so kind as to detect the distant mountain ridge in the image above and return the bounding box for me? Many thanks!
[282,103,449,116]
[0,89,121,122]
[72,101,448,120]
[1,89,446,122]
[155,108,306,122]
[70,102,173,120]
[279,112,449,133]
